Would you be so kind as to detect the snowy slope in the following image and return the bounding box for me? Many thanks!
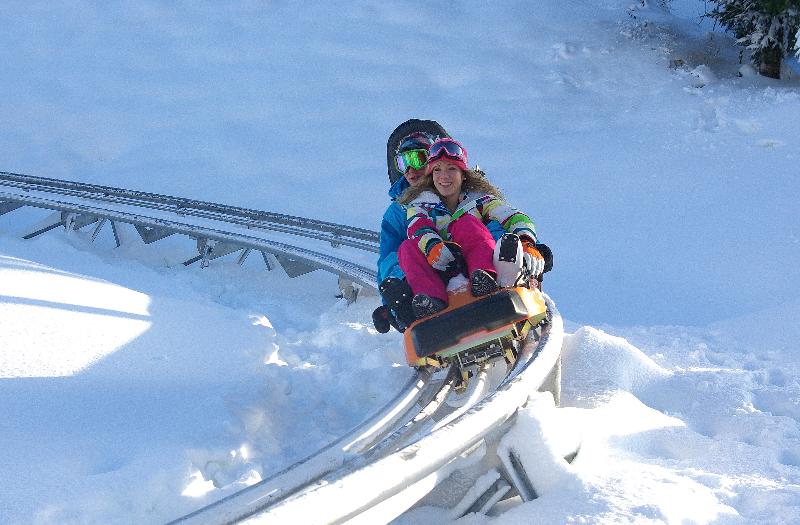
[1,1,798,327]
[0,232,411,523]
[1,1,800,523]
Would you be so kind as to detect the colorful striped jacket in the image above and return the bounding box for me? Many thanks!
[405,190,537,270]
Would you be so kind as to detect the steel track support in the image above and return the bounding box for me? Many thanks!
[501,449,538,502]
[453,470,512,518]
[90,218,107,242]
[183,238,244,267]
[273,253,318,277]
[23,212,64,239]
[261,250,274,271]
[236,247,251,265]
[0,201,23,216]
[110,220,122,247]
[134,224,176,244]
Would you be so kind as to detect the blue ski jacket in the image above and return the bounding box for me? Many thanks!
[377,177,411,287]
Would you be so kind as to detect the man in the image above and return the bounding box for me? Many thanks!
[372,119,449,333]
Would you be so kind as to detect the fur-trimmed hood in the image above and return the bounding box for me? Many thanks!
[408,190,441,206]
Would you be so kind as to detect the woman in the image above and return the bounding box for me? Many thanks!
[397,138,543,319]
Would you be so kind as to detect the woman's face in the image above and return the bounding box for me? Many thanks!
[431,160,464,201]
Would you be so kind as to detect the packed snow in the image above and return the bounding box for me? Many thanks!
[1,1,799,524]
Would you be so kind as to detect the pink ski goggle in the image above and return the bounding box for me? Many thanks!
[428,138,468,165]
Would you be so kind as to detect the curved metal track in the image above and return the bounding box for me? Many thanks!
[238,298,564,525]
[0,171,566,524]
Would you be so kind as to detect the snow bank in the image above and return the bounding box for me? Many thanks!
[558,320,800,524]
[0,252,150,378]
[0,234,410,523]
[485,331,735,523]
[561,326,671,405]
[498,393,583,498]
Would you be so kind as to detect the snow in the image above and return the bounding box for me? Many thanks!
[1,0,799,523]
[0,232,409,523]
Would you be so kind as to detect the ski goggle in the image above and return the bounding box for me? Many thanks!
[395,148,429,173]
[428,139,467,165]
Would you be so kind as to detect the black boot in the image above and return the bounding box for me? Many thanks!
[411,294,447,320]
[471,269,499,297]
[379,277,415,330]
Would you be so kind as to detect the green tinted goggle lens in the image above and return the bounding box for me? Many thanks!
[396,149,428,172]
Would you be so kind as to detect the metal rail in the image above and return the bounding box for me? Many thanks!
[0,171,378,249]
[167,367,457,525]
[0,171,378,290]
[0,171,566,524]
[0,171,459,519]
[239,297,564,524]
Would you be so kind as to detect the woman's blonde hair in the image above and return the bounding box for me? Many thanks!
[397,168,504,205]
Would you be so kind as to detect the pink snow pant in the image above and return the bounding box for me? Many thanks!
[398,214,496,303]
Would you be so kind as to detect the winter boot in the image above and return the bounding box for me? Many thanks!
[411,294,447,320]
[470,269,499,297]
[379,277,415,329]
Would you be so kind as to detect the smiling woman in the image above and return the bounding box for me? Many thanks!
[395,137,544,319]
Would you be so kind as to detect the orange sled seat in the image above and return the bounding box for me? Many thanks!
[403,286,547,368]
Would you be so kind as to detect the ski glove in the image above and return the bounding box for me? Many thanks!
[427,241,456,272]
[436,241,466,282]
[372,305,409,333]
[522,240,545,280]
[537,243,554,274]
[372,305,392,334]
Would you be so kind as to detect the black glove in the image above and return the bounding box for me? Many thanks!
[537,243,553,274]
[372,305,392,334]
[379,277,415,332]
[521,240,545,280]
[436,241,466,283]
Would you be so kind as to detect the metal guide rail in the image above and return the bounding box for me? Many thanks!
[0,170,378,292]
[0,171,567,524]
[0,171,379,249]
[0,171,466,523]
[173,298,564,525]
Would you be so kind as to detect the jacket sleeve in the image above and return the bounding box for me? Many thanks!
[468,195,538,243]
[377,203,407,286]
[485,219,506,241]
[405,203,454,271]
